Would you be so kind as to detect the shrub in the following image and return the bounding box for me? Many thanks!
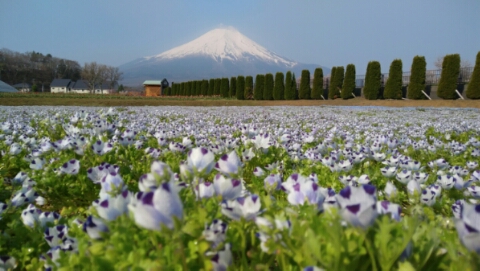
[236,76,245,100]
[201,80,208,96]
[328,67,337,99]
[264,73,274,100]
[384,59,403,99]
[229,77,236,97]
[311,68,324,100]
[293,73,299,99]
[245,76,253,100]
[214,78,221,95]
[341,64,356,99]
[332,66,344,99]
[466,51,480,99]
[438,54,460,99]
[407,56,427,100]
[221,78,229,98]
[285,71,294,100]
[208,79,215,96]
[195,80,202,96]
[273,72,284,100]
[299,70,311,99]
[363,61,382,100]
[254,74,265,100]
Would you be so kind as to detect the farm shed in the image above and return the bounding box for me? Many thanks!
[143,79,169,97]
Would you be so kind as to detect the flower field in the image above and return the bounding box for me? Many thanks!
[1,105,480,270]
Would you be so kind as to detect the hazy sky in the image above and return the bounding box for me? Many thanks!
[1,0,479,74]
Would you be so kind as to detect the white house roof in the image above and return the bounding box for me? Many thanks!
[0,80,18,92]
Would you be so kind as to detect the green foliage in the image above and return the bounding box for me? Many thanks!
[437,54,461,99]
[364,61,382,100]
[329,66,344,99]
[208,79,215,96]
[229,77,236,97]
[201,80,208,96]
[236,76,245,100]
[196,81,202,96]
[263,73,274,100]
[254,74,265,100]
[284,71,294,100]
[311,68,324,100]
[466,51,480,99]
[214,78,221,96]
[273,72,285,100]
[293,73,298,99]
[299,70,311,99]
[220,78,229,98]
[328,67,337,99]
[245,76,253,100]
[32,84,38,92]
[117,84,124,93]
[384,59,403,99]
[407,56,427,100]
[341,64,356,99]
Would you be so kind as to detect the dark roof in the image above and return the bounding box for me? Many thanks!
[0,80,18,92]
[13,83,31,88]
[51,79,72,87]
[71,80,89,89]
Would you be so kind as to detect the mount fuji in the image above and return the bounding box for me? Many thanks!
[119,27,328,86]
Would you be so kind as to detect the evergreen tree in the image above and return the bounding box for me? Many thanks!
[254,74,265,100]
[438,54,461,99]
[229,77,236,97]
[201,80,208,96]
[466,51,480,99]
[384,59,403,99]
[171,83,175,96]
[273,72,285,100]
[311,68,324,99]
[196,81,202,96]
[299,70,311,99]
[329,66,344,99]
[236,76,245,100]
[328,67,337,99]
[263,73,274,100]
[292,73,298,99]
[284,71,293,100]
[407,56,427,100]
[214,78,221,95]
[221,78,229,98]
[341,64,356,99]
[208,79,215,96]
[363,61,382,100]
[181,82,185,96]
[245,76,253,100]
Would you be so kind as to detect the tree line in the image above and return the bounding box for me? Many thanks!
[163,51,480,100]
[0,48,123,93]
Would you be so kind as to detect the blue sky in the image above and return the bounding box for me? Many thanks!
[1,0,479,74]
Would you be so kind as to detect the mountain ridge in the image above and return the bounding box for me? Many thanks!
[119,27,329,86]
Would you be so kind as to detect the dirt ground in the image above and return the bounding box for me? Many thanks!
[0,96,479,108]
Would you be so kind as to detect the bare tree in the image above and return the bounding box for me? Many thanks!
[81,62,108,94]
[105,66,123,91]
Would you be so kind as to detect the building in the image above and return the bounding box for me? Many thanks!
[13,83,31,92]
[51,79,72,93]
[70,80,90,94]
[0,80,18,93]
[143,79,168,97]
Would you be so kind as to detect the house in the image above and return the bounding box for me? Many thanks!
[0,80,18,93]
[51,79,72,93]
[13,83,31,92]
[143,79,169,97]
[94,81,117,94]
[70,80,90,94]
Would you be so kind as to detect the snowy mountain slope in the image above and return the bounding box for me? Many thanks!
[119,27,328,86]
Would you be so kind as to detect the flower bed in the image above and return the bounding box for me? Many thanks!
[0,106,479,270]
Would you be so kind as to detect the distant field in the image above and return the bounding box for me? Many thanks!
[0,93,479,108]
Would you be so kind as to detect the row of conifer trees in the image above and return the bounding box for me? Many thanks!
[163,51,480,100]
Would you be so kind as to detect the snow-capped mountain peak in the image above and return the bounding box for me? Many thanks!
[146,27,296,67]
